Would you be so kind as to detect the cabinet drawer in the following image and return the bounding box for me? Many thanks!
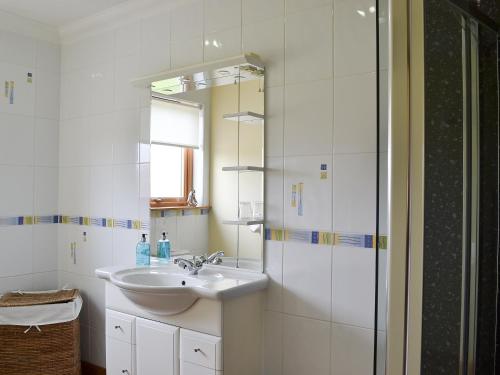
[180,329,222,371]
[181,361,222,375]
[106,337,134,375]
[106,309,135,343]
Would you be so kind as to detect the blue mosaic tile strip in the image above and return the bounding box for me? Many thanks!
[266,227,388,249]
[0,214,150,230]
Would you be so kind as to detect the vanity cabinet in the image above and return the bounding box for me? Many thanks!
[106,309,224,375]
[136,318,179,375]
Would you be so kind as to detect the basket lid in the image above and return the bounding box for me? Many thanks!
[0,289,80,307]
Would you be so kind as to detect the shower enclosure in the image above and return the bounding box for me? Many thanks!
[383,0,500,373]
[414,1,499,373]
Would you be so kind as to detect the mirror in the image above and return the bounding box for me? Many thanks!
[147,55,265,271]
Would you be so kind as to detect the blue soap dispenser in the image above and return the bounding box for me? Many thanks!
[136,233,150,266]
[157,232,171,264]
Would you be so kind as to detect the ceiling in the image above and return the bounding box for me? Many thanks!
[0,0,137,27]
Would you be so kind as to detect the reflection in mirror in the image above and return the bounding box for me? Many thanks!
[149,57,265,271]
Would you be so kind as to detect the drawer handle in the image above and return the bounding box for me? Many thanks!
[114,325,122,330]
[122,370,129,374]
[194,348,202,353]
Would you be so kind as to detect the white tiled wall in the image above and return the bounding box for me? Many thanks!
[1,0,385,372]
[0,25,60,294]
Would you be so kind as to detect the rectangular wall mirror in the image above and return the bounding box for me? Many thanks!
[143,55,265,272]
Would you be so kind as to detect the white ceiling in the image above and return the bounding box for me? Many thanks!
[0,0,137,27]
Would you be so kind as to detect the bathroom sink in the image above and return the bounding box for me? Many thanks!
[96,264,268,316]
[112,268,206,289]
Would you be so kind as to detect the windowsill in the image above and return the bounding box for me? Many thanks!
[150,205,211,211]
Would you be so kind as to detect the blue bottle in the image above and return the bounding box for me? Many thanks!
[136,233,150,266]
[157,232,171,264]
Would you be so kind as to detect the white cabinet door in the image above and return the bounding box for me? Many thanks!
[106,337,134,375]
[136,317,180,375]
[181,361,221,375]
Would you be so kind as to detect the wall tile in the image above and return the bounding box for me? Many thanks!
[331,323,374,375]
[242,17,284,88]
[88,113,114,166]
[286,0,332,14]
[204,0,242,34]
[140,11,171,75]
[138,163,150,223]
[204,27,242,62]
[113,109,140,165]
[81,32,115,68]
[32,224,58,273]
[264,86,284,157]
[90,325,107,368]
[265,157,284,229]
[333,153,376,233]
[0,113,34,166]
[283,242,332,320]
[34,166,58,214]
[34,118,59,167]
[285,6,332,84]
[171,0,204,42]
[332,246,375,328]
[88,63,115,116]
[59,166,90,215]
[0,226,33,277]
[262,310,283,375]
[284,155,332,231]
[0,30,36,67]
[89,166,113,218]
[60,69,91,120]
[35,69,60,120]
[112,164,139,219]
[284,79,333,156]
[114,54,143,111]
[115,22,141,59]
[283,314,331,375]
[59,117,89,167]
[36,40,60,73]
[0,166,33,215]
[0,274,33,294]
[333,72,376,154]
[171,38,204,69]
[85,227,113,277]
[31,271,58,290]
[333,0,376,76]
[264,240,283,312]
[243,0,284,24]
[113,228,140,267]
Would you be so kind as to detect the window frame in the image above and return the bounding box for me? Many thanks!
[150,147,194,209]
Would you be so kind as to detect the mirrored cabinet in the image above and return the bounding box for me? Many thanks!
[146,54,265,271]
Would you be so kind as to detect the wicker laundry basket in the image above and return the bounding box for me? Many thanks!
[0,289,82,375]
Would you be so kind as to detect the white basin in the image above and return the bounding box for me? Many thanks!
[97,264,268,316]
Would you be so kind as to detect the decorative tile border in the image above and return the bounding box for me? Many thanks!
[265,228,388,250]
[0,215,59,226]
[151,207,210,218]
[0,215,149,230]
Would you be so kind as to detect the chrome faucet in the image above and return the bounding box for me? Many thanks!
[174,251,225,275]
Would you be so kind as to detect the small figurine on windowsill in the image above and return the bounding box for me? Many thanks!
[187,189,198,207]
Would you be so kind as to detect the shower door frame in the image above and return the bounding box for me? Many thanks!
[385,0,425,373]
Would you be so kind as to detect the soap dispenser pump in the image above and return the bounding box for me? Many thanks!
[136,233,150,266]
[157,232,171,264]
